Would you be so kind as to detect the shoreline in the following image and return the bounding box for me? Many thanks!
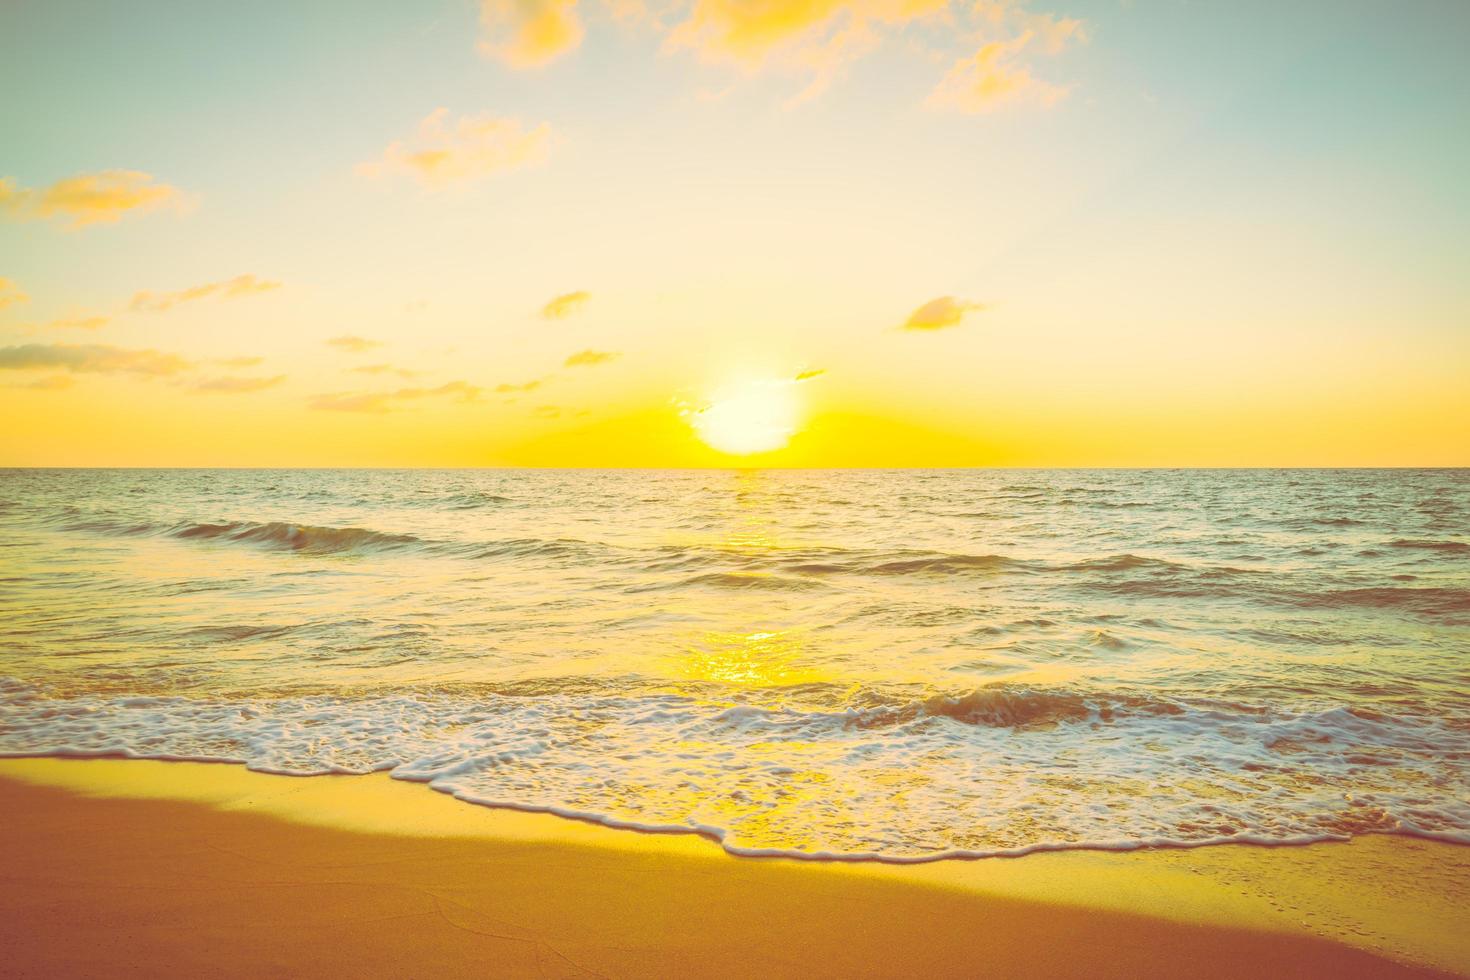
[1,758,1466,977]
[11,752,1452,868]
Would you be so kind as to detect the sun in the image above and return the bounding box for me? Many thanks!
[690,381,799,456]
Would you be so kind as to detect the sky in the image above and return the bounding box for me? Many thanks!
[1,0,1467,467]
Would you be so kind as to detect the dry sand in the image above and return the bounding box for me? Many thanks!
[1,758,1466,978]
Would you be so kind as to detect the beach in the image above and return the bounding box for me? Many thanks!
[4,469,1467,864]
[2,758,1465,978]
[3,469,1466,977]
[7,0,1469,973]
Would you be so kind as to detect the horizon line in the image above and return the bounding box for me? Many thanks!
[3,465,1466,472]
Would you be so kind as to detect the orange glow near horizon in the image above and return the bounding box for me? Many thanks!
[2,2,1467,467]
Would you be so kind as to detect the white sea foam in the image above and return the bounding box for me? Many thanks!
[2,678,1466,860]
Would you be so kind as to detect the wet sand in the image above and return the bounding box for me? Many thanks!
[0,758,1465,978]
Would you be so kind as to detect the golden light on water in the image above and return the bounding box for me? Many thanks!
[689,382,800,456]
[678,629,830,688]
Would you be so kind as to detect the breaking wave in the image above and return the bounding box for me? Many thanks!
[171,521,424,554]
[1,678,1466,861]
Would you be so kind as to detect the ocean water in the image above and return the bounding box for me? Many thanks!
[1,468,1467,860]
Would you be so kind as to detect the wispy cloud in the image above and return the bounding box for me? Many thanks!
[974,1,1086,53]
[326,335,383,353]
[396,381,483,402]
[496,379,543,394]
[310,381,484,414]
[350,363,421,378]
[0,342,191,376]
[564,349,620,367]
[195,375,286,394]
[901,296,985,331]
[541,290,590,320]
[926,32,1069,113]
[794,368,826,382]
[7,375,74,391]
[0,171,184,229]
[0,277,27,311]
[129,274,281,313]
[310,392,392,414]
[358,108,553,187]
[478,0,584,67]
[46,315,110,330]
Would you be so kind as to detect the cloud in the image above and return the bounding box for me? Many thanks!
[0,277,27,311]
[310,380,483,414]
[479,0,584,67]
[665,0,949,99]
[925,31,1069,113]
[47,315,110,330]
[973,1,1086,53]
[462,1,1084,107]
[195,375,286,394]
[7,375,74,391]
[358,109,553,187]
[129,274,281,313]
[326,335,383,353]
[214,356,264,368]
[541,289,590,320]
[667,0,946,65]
[0,171,183,229]
[901,296,985,330]
[794,368,826,382]
[309,392,393,414]
[496,379,543,393]
[564,349,620,367]
[396,380,483,402]
[351,363,421,378]
[0,342,191,376]
[603,0,649,23]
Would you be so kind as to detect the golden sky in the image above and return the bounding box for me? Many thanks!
[2,0,1467,466]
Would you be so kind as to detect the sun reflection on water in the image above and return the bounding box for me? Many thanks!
[677,629,830,689]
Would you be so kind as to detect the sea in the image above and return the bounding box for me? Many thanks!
[1,468,1466,861]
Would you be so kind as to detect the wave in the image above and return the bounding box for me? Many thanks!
[171,521,423,555]
[634,571,828,592]
[52,516,159,537]
[44,513,428,556]
[787,553,1031,576]
[469,537,604,561]
[1063,554,1188,573]
[1389,539,1469,553]
[2,678,1466,862]
[1292,516,1366,528]
[868,554,1026,575]
[1057,555,1266,601]
[35,514,1470,629]
[1304,586,1470,616]
[43,513,615,564]
[850,687,1094,729]
[442,492,515,510]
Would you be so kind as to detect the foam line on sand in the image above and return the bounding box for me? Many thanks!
[1,758,1466,978]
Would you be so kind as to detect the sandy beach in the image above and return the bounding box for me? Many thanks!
[1,758,1465,978]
